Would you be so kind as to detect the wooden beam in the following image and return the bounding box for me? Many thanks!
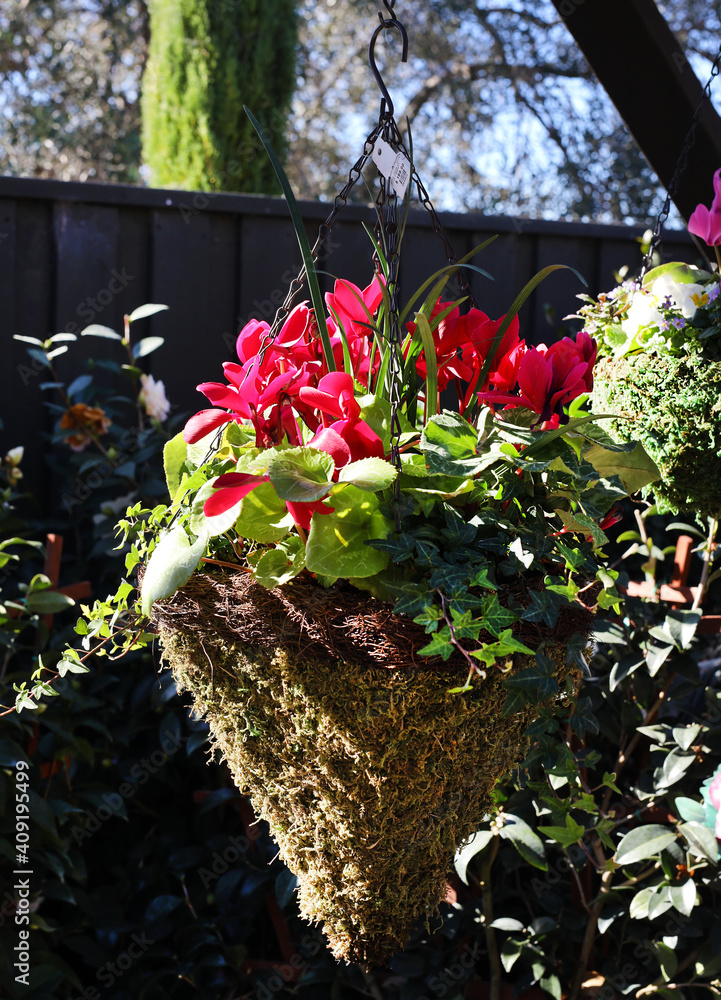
[551,0,721,223]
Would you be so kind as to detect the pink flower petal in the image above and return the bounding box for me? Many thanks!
[183,409,233,444]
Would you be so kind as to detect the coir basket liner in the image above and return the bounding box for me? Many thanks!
[152,569,590,966]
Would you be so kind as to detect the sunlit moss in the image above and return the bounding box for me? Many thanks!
[160,624,568,967]
[594,353,721,519]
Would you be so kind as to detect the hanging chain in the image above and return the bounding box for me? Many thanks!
[641,41,721,278]
[374,118,405,502]
[252,121,385,369]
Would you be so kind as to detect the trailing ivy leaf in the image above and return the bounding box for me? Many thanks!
[501,658,558,717]
[471,630,535,668]
[140,527,208,616]
[388,582,434,617]
[337,457,398,492]
[267,447,335,502]
[615,825,678,865]
[421,410,483,477]
[365,533,416,563]
[418,628,455,660]
[555,508,608,547]
[479,593,519,637]
[413,605,444,633]
[522,589,563,628]
[305,486,393,579]
[554,539,587,571]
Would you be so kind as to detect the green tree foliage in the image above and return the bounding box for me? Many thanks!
[141,0,297,192]
[288,0,721,222]
[0,0,147,183]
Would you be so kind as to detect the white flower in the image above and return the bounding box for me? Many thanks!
[139,374,171,421]
[5,446,24,466]
[651,274,704,319]
[621,290,664,341]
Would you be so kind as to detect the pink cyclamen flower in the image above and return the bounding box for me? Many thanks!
[688,168,721,246]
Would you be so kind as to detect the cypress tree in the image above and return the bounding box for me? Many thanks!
[141,0,297,193]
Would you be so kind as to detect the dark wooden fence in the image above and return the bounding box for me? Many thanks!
[0,174,696,499]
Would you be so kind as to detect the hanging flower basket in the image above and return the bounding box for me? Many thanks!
[152,570,591,966]
[82,1,656,968]
[577,261,721,518]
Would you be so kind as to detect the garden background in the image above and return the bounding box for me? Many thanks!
[2,2,721,999]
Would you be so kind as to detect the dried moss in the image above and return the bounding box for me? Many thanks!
[155,572,578,966]
[593,353,721,518]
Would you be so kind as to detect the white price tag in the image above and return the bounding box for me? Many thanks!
[371,138,411,199]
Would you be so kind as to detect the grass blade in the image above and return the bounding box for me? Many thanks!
[244,106,335,372]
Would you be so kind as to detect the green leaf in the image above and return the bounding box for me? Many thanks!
[499,814,547,870]
[679,821,719,861]
[501,657,557,717]
[235,482,293,543]
[267,447,335,502]
[80,324,122,340]
[668,879,696,917]
[654,941,678,982]
[128,303,169,323]
[673,796,706,824]
[414,312,439,420]
[421,410,481,476]
[132,336,165,359]
[253,536,305,588]
[615,824,678,865]
[305,486,393,579]
[358,394,393,452]
[479,593,519,637]
[418,629,455,660]
[538,814,585,848]
[454,830,495,883]
[477,263,585,388]
[25,591,76,614]
[244,106,335,373]
[190,479,246,538]
[582,440,660,495]
[163,432,187,500]
[337,457,397,492]
[554,508,608,548]
[140,527,208,616]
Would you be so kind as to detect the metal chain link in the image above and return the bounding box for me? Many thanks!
[253,121,385,369]
[641,41,721,278]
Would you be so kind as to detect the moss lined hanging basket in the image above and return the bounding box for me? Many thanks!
[151,569,591,966]
[593,352,721,519]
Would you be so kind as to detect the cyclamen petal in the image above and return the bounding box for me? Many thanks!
[203,473,269,517]
[183,409,233,444]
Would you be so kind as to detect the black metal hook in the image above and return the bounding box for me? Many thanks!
[368,5,408,120]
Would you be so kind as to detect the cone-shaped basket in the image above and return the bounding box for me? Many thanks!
[153,570,590,966]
